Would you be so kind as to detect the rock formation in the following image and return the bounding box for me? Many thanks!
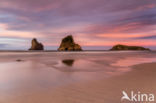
[58,35,82,51]
[29,38,44,50]
[110,44,150,51]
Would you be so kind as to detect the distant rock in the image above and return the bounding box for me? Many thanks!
[58,35,82,51]
[110,44,150,51]
[29,38,44,50]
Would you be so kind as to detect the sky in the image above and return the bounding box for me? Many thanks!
[0,0,156,50]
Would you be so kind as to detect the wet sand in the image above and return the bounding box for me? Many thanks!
[0,51,156,103]
[21,63,156,103]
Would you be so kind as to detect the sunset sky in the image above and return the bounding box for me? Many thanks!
[0,0,156,50]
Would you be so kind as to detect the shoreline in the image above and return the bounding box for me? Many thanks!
[0,50,153,52]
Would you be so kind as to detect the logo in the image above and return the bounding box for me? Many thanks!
[121,91,154,102]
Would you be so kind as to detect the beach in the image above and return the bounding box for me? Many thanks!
[0,51,156,103]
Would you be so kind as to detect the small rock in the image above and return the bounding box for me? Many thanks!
[16,59,23,62]
[29,38,44,50]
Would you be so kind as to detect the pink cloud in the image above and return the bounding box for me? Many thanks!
[136,4,156,11]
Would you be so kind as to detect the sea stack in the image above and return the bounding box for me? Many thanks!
[58,35,82,51]
[110,44,150,51]
[29,38,44,50]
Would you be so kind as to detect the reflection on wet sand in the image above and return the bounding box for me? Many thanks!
[62,59,74,66]
[0,51,156,103]
[53,59,130,76]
